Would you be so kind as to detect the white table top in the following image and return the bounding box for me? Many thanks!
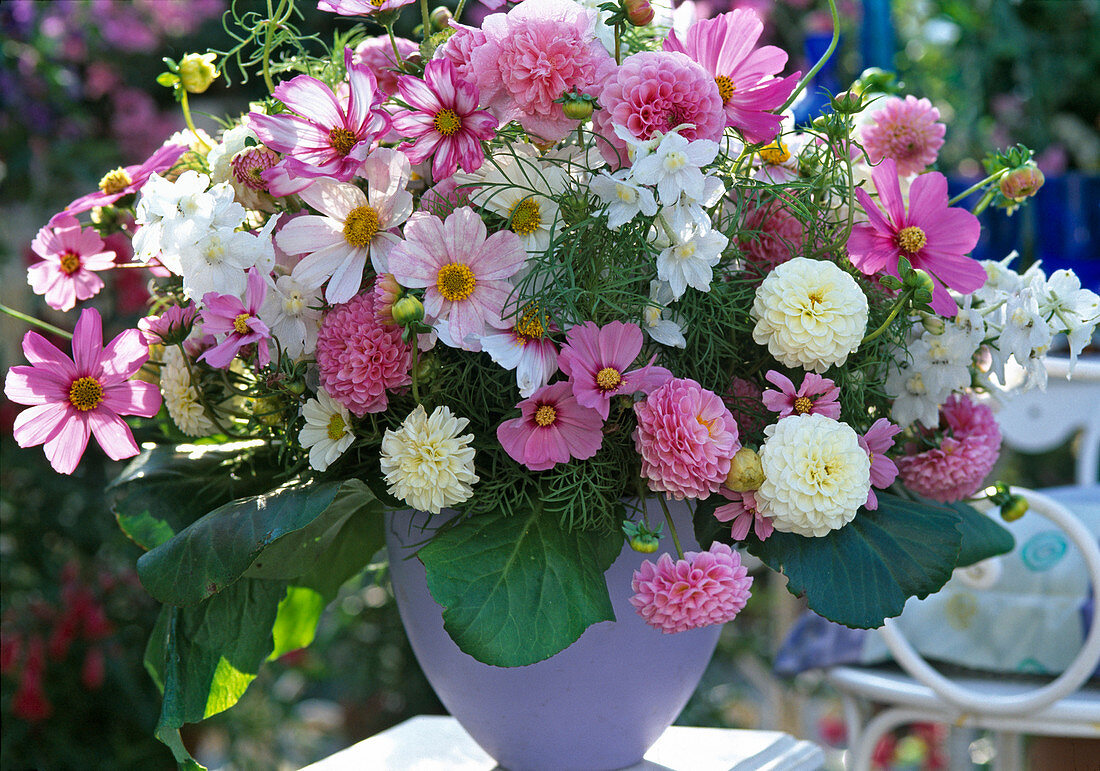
[301,715,825,771]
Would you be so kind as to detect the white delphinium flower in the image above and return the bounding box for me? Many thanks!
[299,389,355,472]
[991,288,1052,387]
[178,215,278,301]
[613,123,663,166]
[656,219,727,299]
[631,132,719,206]
[259,271,323,359]
[885,345,945,428]
[1040,269,1100,370]
[663,173,725,233]
[911,325,975,398]
[380,405,479,514]
[950,294,987,354]
[160,345,215,436]
[590,169,658,229]
[755,413,871,537]
[751,257,868,373]
[642,280,686,348]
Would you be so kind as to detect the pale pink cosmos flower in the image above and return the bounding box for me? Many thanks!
[388,207,527,348]
[138,302,198,346]
[392,59,499,181]
[558,321,672,421]
[861,95,946,177]
[848,158,984,317]
[27,215,116,312]
[633,378,740,499]
[480,305,559,398]
[198,268,272,370]
[497,381,605,471]
[714,488,774,541]
[353,36,418,96]
[250,48,390,182]
[761,369,841,419]
[859,417,902,510]
[317,0,414,15]
[663,10,800,145]
[630,542,753,634]
[4,308,161,475]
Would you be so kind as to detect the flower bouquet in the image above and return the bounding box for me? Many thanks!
[5,0,1099,766]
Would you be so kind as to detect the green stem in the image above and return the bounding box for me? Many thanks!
[386,24,405,67]
[178,343,242,438]
[178,91,210,152]
[0,303,73,340]
[614,22,622,65]
[862,292,909,344]
[970,188,998,216]
[420,0,432,43]
[779,0,839,114]
[656,494,684,559]
[947,170,1006,208]
[409,336,421,403]
[453,0,467,22]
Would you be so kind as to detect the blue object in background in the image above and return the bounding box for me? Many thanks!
[860,0,896,72]
[792,32,842,127]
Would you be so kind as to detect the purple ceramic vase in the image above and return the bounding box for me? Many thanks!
[385,499,722,771]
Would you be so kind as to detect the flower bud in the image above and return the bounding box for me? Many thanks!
[918,311,945,335]
[905,268,935,301]
[1000,494,1029,522]
[429,6,453,30]
[830,90,864,114]
[999,164,1045,202]
[724,447,764,492]
[623,0,654,26]
[392,295,425,326]
[178,53,218,94]
[561,94,594,121]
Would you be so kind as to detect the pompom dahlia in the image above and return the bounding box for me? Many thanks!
[27,215,116,312]
[630,542,753,633]
[497,381,604,471]
[315,289,412,416]
[633,378,740,500]
[160,346,215,437]
[860,95,946,177]
[897,394,1001,503]
[380,405,478,514]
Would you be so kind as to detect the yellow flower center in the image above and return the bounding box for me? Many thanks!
[436,263,477,302]
[59,251,81,275]
[433,108,462,137]
[343,205,380,247]
[758,140,790,165]
[233,313,252,334]
[696,414,717,436]
[793,396,814,414]
[515,304,547,341]
[328,127,358,157]
[897,225,927,254]
[68,376,104,411]
[596,367,622,392]
[534,404,557,427]
[714,75,736,105]
[509,198,542,237]
[98,168,132,195]
[327,412,347,442]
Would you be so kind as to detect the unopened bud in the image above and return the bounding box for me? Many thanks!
[918,311,945,335]
[429,6,453,30]
[179,53,218,94]
[623,0,654,26]
[724,447,764,493]
[830,90,864,114]
[1000,494,1029,522]
[905,268,935,303]
[999,164,1045,202]
[561,94,595,121]
[392,295,425,326]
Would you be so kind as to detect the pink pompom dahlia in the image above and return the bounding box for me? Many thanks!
[436,23,487,85]
[4,308,161,475]
[27,215,117,312]
[897,394,1001,503]
[860,95,946,177]
[634,378,740,499]
[630,542,753,633]
[761,369,841,419]
[496,381,605,471]
[315,288,412,416]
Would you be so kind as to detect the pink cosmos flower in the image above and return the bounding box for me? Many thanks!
[497,381,605,471]
[761,370,841,419]
[861,95,946,177]
[249,48,391,182]
[198,268,272,370]
[714,488,774,541]
[480,306,560,398]
[388,207,527,347]
[353,36,418,96]
[27,215,116,312]
[860,417,902,510]
[848,158,984,317]
[49,143,186,226]
[594,50,726,168]
[558,321,672,420]
[630,542,753,633]
[897,394,1001,503]
[470,0,616,142]
[317,0,414,15]
[4,308,161,475]
[392,59,499,181]
[634,377,740,499]
[663,10,800,145]
[137,302,198,346]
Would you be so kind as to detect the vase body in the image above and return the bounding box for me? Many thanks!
[384,499,721,771]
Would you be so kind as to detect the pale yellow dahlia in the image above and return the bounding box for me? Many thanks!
[751,257,868,373]
[755,413,870,537]
[380,405,478,514]
[160,346,215,436]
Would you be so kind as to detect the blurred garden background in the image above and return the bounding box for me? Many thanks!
[1,1,1097,769]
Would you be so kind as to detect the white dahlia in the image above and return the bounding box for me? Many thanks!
[755,413,871,537]
[380,405,479,514]
[298,389,355,472]
[160,346,215,436]
[751,257,868,373]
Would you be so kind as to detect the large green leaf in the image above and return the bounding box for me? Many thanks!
[749,492,962,628]
[944,499,1015,566]
[419,508,622,667]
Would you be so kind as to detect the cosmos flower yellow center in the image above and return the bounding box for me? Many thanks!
[233,313,252,334]
[897,225,927,254]
[534,404,557,427]
[793,396,814,414]
[436,263,477,302]
[343,205,380,247]
[509,198,542,237]
[69,376,104,411]
[714,75,736,105]
[596,366,622,391]
[759,141,790,165]
[98,168,132,195]
[59,251,81,275]
[328,127,358,157]
[433,108,462,137]
[515,304,547,341]
[327,412,347,441]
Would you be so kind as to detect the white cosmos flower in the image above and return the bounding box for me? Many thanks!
[259,272,322,359]
[590,169,658,229]
[656,219,727,299]
[299,389,355,472]
[630,132,718,206]
[380,405,478,514]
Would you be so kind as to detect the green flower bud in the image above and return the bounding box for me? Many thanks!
[724,447,764,492]
[1000,494,1029,522]
[999,163,1045,203]
[429,6,453,30]
[392,295,425,326]
[179,53,218,94]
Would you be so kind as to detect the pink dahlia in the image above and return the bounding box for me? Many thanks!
[497,381,605,471]
[392,59,498,181]
[861,95,946,177]
[469,0,616,142]
[860,417,902,510]
[594,50,725,168]
[848,158,984,317]
[198,268,272,370]
[714,488,774,541]
[315,288,412,416]
[436,23,487,85]
[4,308,161,475]
[633,378,740,500]
[353,36,418,96]
[558,321,672,421]
[27,215,117,312]
[897,394,1001,503]
[630,542,753,633]
[761,369,841,419]
[249,48,390,182]
[740,201,804,272]
[663,10,799,145]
